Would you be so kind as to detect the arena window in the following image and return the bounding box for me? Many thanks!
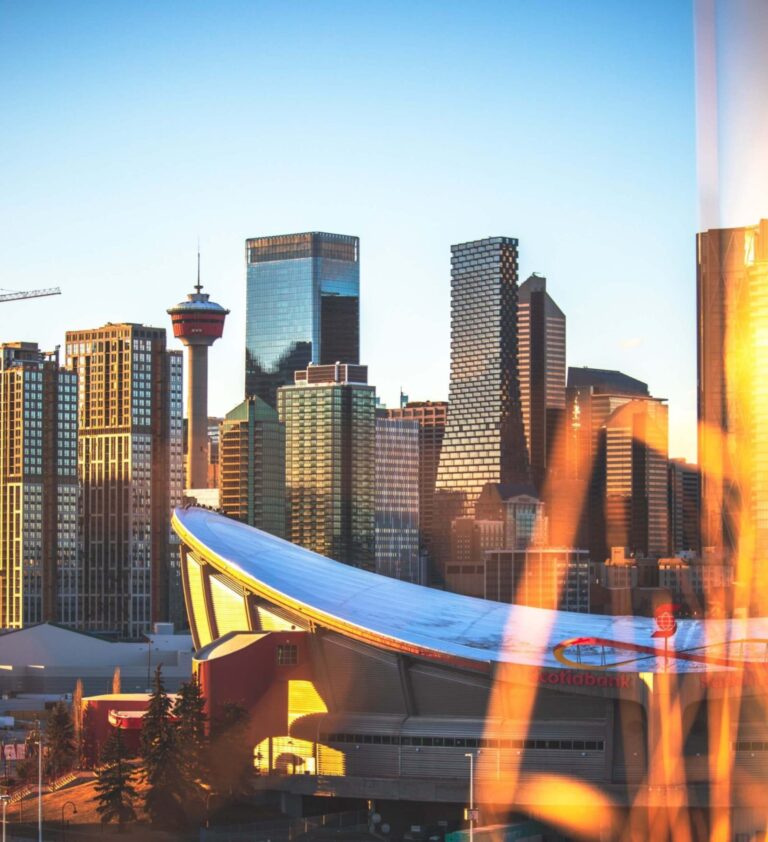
[318,732,603,752]
[276,644,298,665]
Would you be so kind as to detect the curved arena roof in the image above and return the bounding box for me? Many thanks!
[173,507,768,674]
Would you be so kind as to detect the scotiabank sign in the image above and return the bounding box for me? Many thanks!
[538,669,634,689]
[699,666,768,690]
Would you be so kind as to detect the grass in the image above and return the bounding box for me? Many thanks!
[5,772,198,840]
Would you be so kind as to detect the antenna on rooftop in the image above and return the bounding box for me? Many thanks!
[195,238,203,294]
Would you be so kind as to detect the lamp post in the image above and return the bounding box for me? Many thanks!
[464,752,475,842]
[144,635,153,689]
[1,793,10,842]
[61,800,77,838]
[36,719,42,842]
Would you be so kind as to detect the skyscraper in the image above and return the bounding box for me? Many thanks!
[385,400,447,572]
[697,220,768,563]
[436,237,529,503]
[219,396,285,537]
[181,416,223,490]
[434,237,529,567]
[278,363,375,568]
[374,414,420,582]
[0,343,78,628]
[602,398,669,558]
[168,268,228,490]
[517,273,566,489]
[245,232,360,407]
[566,368,650,480]
[564,366,651,557]
[668,458,701,554]
[206,417,223,489]
[65,325,183,638]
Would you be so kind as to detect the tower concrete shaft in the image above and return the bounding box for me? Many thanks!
[187,343,210,489]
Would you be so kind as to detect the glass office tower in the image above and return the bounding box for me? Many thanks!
[697,221,768,566]
[375,414,420,582]
[219,396,286,538]
[602,397,669,558]
[278,363,375,569]
[517,273,566,490]
[435,237,529,567]
[386,400,447,573]
[245,232,360,407]
[564,366,651,561]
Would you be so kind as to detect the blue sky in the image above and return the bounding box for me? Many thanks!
[0,0,697,459]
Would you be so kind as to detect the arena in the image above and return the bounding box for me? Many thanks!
[173,507,768,837]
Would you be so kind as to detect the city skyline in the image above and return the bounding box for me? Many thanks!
[0,1,698,461]
[2,3,768,838]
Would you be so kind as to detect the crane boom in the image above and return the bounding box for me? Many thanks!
[0,287,61,303]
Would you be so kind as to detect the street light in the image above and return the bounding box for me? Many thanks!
[35,720,42,842]
[143,635,155,690]
[464,752,475,842]
[0,793,10,842]
[61,800,77,837]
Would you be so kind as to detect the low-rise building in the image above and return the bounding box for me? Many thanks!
[484,548,590,612]
[0,622,192,695]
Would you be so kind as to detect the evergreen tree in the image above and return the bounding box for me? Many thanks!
[139,666,184,828]
[46,701,75,779]
[112,666,122,694]
[209,702,251,798]
[173,675,208,790]
[93,727,137,832]
[72,679,84,766]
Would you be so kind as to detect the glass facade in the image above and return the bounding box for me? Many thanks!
[484,549,590,612]
[434,237,529,567]
[245,232,360,407]
[517,273,566,489]
[278,364,375,569]
[219,396,286,537]
[167,350,184,627]
[65,325,182,638]
[0,344,79,628]
[698,220,768,563]
[374,415,420,582]
[564,369,651,561]
[668,458,701,554]
[603,398,669,558]
[385,401,447,576]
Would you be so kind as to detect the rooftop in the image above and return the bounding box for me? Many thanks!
[173,508,768,675]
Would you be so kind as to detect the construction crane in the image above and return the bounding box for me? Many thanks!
[0,287,61,303]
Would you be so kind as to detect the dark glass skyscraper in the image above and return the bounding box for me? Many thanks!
[517,273,566,489]
[245,232,360,407]
[435,237,529,566]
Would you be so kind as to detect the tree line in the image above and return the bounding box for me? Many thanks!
[97,665,255,831]
[20,666,254,833]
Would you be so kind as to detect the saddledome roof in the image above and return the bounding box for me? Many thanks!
[172,507,768,674]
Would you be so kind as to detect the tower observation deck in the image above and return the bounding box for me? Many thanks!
[168,264,229,489]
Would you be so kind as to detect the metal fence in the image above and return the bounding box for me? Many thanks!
[200,809,368,842]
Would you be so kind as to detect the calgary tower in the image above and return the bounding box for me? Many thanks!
[168,255,229,489]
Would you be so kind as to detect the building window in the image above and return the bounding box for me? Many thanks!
[276,644,298,666]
